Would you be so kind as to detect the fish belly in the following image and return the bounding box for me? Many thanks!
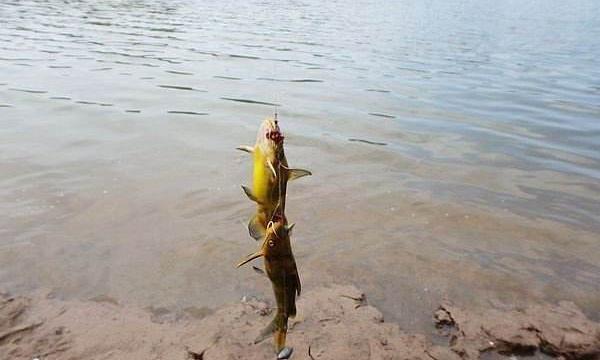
[252,148,271,203]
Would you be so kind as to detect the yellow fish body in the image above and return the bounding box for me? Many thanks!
[237,116,311,240]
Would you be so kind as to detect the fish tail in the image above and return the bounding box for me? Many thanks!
[273,312,288,353]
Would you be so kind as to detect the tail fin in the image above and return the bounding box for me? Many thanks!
[273,312,288,353]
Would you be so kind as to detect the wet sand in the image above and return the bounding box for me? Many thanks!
[2,285,599,359]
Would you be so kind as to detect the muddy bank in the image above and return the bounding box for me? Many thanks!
[1,285,598,360]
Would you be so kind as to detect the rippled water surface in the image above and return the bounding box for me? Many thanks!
[1,0,599,332]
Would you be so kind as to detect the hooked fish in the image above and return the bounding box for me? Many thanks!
[237,220,300,354]
[237,116,311,240]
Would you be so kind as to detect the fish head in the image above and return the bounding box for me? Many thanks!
[263,216,291,256]
[256,116,284,152]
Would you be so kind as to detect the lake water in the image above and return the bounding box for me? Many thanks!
[1,0,599,333]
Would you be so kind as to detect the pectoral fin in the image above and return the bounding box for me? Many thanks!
[236,250,264,268]
[267,160,277,178]
[285,223,295,235]
[248,214,265,240]
[241,185,260,203]
[254,319,275,344]
[252,266,267,277]
[288,168,312,181]
[236,145,254,153]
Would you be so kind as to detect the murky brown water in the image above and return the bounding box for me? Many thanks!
[1,0,599,333]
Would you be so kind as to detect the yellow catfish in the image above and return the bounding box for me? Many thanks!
[237,116,311,240]
[237,220,300,355]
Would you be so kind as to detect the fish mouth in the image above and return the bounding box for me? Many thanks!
[265,129,284,144]
[258,117,284,145]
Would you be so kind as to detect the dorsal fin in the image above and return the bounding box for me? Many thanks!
[236,145,254,153]
[241,185,261,203]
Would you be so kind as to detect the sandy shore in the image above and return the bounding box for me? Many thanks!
[1,284,598,360]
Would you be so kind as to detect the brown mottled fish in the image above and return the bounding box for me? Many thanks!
[237,220,300,354]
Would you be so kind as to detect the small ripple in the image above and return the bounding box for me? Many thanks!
[220,97,279,106]
[284,40,321,46]
[214,75,242,80]
[9,88,47,94]
[0,104,13,107]
[257,77,323,83]
[152,57,180,65]
[87,21,111,26]
[165,70,193,75]
[125,109,141,113]
[348,138,387,146]
[228,54,260,60]
[269,58,293,62]
[167,111,208,116]
[48,65,71,69]
[397,66,428,74]
[291,78,323,83]
[297,61,320,66]
[368,112,396,119]
[59,32,83,38]
[189,48,218,56]
[147,27,178,33]
[158,85,205,91]
[0,57,43,61]
[90,67,112,71]
[366,89,391,93]
[49,96,71,100]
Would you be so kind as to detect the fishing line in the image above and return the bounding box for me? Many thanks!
[271,43,281,120]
